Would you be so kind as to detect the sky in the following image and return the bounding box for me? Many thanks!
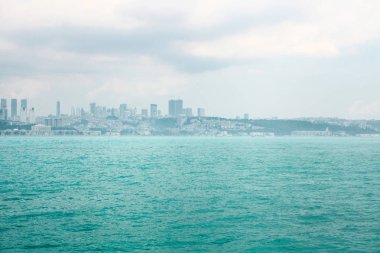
[1,0,380,119]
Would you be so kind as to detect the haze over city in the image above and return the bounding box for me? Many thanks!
[1,1,380,119]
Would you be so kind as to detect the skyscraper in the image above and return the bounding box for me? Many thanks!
[1,98,6,109]
[56,101,61,116]
[175,99,183,116]
[11,99,17,119]
[169,99,176,117]
[0,108,6,120]
[29,108,36,123]
[0,98,7,120]
[168,99,183,117]
[150,104,158,118]
[20,107,27,122]
[21,99,27,111]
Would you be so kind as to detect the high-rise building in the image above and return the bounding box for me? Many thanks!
[0,109,7,120]
[169,100,176,117]
[184,108,193,117]
[20,107,27,122]
[244,113,249,120]
[56,101,61,116]
[21,99,27,111]
[90,103,97,115]
[197,108,205,117]
[0,98,7,120]
[175,99,183,116]
[1,98,6,109]
[11,99,17,119]
[150,104,158,118]
[29,108,36,123]
[168,99,183,117]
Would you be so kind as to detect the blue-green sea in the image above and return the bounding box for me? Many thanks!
[1,137,380,252]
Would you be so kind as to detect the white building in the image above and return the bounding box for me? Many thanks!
[31,124,52,135]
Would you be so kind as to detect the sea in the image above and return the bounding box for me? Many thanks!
[0,137,379,252]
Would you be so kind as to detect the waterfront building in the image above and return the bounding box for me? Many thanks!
[244,113,249,120]
[291,128,332,137]
[197,108,205,117]
[150,104,158,118]
[31,124,52,135]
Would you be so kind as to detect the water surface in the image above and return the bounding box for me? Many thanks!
[1,137,380,252]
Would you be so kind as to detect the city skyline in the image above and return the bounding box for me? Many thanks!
[1,1,380,119]
[0,97,209,120]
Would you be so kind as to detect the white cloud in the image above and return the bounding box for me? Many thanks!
[180,0,380,59]
[0,0,142,31]
[0,77,51,98]
[182,22,340,59]
[349,100,380,119]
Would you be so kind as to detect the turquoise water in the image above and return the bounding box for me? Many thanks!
[1,137,380,252]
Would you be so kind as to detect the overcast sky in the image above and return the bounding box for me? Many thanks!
[1,0,380,119]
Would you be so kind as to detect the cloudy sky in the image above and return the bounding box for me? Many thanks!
[1,0,380,119]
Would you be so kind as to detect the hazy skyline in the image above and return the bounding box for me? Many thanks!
[1,1,380,119]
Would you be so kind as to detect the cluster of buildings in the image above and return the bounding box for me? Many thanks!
[0,98,36,123]
[2,97,380,137]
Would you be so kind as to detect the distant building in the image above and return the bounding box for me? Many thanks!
[168,99,183,117]
[141,109,148,118]
[1,98,7,109]
[291,128,332,137]
[119,104,127,118]
[90,103,97,115]
[184,108,193,117]
[44,117,63,128]
[197,108,205,117]
[56,101,61,116]
[244,113,249,120]
[21,99,27,112]
[0,108,7,120]
[71,107,75,116]
[31,124,52,135]
[20,107,27,122]
[11,99,17,119]
[1,98,7,120]
[168,100,176,117]
[150,104,158,118]
[29,108,36,123]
